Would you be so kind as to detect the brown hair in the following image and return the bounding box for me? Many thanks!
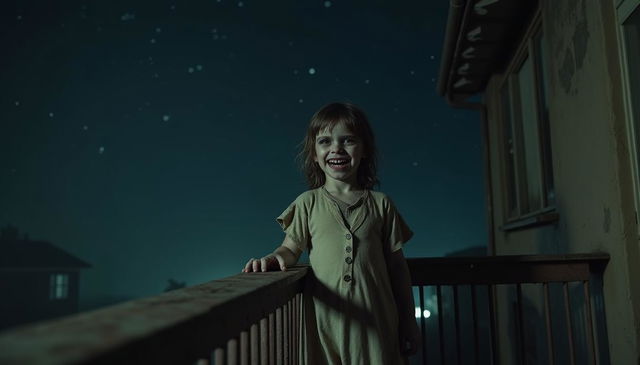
[296,102,380,190]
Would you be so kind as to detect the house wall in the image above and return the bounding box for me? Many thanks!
[0,270,80,330]
[484,0,640,363]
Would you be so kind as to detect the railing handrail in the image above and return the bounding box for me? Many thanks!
[407,252,609,285]
[0,254,612,364]
[0,266,309,365]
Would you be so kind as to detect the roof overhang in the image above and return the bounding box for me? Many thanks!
[437,0,538,108]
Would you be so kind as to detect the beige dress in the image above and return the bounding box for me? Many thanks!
[276,187,414,365]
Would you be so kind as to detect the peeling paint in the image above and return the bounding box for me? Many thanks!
[553,0,590,95]
[573,19,589,70]
[559,49,575,94]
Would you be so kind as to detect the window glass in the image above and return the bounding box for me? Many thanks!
[623,7,640,207]
[50,273,69,300]
[515,55,543,213]
[501,84,518,218]
[535,31,556,207]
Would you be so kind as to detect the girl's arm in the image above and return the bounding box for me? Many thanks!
[242,235,302,272]
[387,249,421,356]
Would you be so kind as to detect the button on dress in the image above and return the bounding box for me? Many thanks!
[276,187,414,365]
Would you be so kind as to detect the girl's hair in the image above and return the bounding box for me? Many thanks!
[296,102,380,190]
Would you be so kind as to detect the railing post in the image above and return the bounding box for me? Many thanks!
[453,285,461,365]
[543,283,555,365]
[251,323,259,365]
[471,285,479,365]
[276,307,283,365]
[516,284,525,365]
[563,282,576,365]
[215,348,225,365]
[260,317,269,365]
[583,281,596,365]
[419,285,427,365]
[488,284,498,365]
[437,285,445,365]
[227,338,238,365]
[240,330,249,365]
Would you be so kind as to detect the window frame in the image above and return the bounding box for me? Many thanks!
[497,12,558,231]
[616,0,640,236]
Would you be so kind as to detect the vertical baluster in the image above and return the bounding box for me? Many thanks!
[437,285,445,365]
[276,307,283,365]
[269,312,275,365]
[215,348,225,365]
[196,357,210,365]
[419,285,427,365]
[453,285,461,365]
[228,338,239,365]
[583,281,596,365]
[260,317,269,365]
[290,299,294,365]
[543,283,555,365]
[294,293,302,365]
[487,285,498,365]
[471,285,479,365]
[289,299,293,365]
[284,303,289,365]
[516,284,525,365]
[240,331,249,365]
[563,282,576,365]
[251,323,259,365]
[292,296,296,365]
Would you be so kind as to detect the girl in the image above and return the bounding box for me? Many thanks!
[243,102,420,364]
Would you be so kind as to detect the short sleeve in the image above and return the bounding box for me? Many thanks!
[276,197,310,252]
[384,196,414,253]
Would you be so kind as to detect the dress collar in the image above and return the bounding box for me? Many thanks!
[320,186,369,207]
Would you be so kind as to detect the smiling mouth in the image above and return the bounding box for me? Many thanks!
[327,158,351,166]
[326,158,351,171]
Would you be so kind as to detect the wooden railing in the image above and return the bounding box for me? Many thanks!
[0,254,610,365]
[0,266,308,365]
[407,253,610,365]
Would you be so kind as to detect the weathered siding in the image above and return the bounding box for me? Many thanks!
[484,0,640,363]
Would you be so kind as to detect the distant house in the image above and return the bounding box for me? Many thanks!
[0,225,91,331]
[437,0,640,363]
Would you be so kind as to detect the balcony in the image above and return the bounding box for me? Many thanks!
[0,253,609,365]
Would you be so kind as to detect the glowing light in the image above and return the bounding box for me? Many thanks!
[414,307,431,319]
[308,67,316,75]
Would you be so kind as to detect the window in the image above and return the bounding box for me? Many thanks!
[50,273,69,300]
[618,1,640,230]
[500,25,555,222]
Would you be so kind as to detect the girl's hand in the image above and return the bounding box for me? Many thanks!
[399,318,421,356]
[242,254,286,272]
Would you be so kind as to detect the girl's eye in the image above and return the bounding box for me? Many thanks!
[318,139,329,144]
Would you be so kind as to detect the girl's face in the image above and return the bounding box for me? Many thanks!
[313,121,365,187]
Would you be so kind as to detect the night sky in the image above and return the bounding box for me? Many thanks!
[1,0,486,310]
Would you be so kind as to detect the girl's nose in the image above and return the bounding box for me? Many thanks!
[330,142,345,151]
